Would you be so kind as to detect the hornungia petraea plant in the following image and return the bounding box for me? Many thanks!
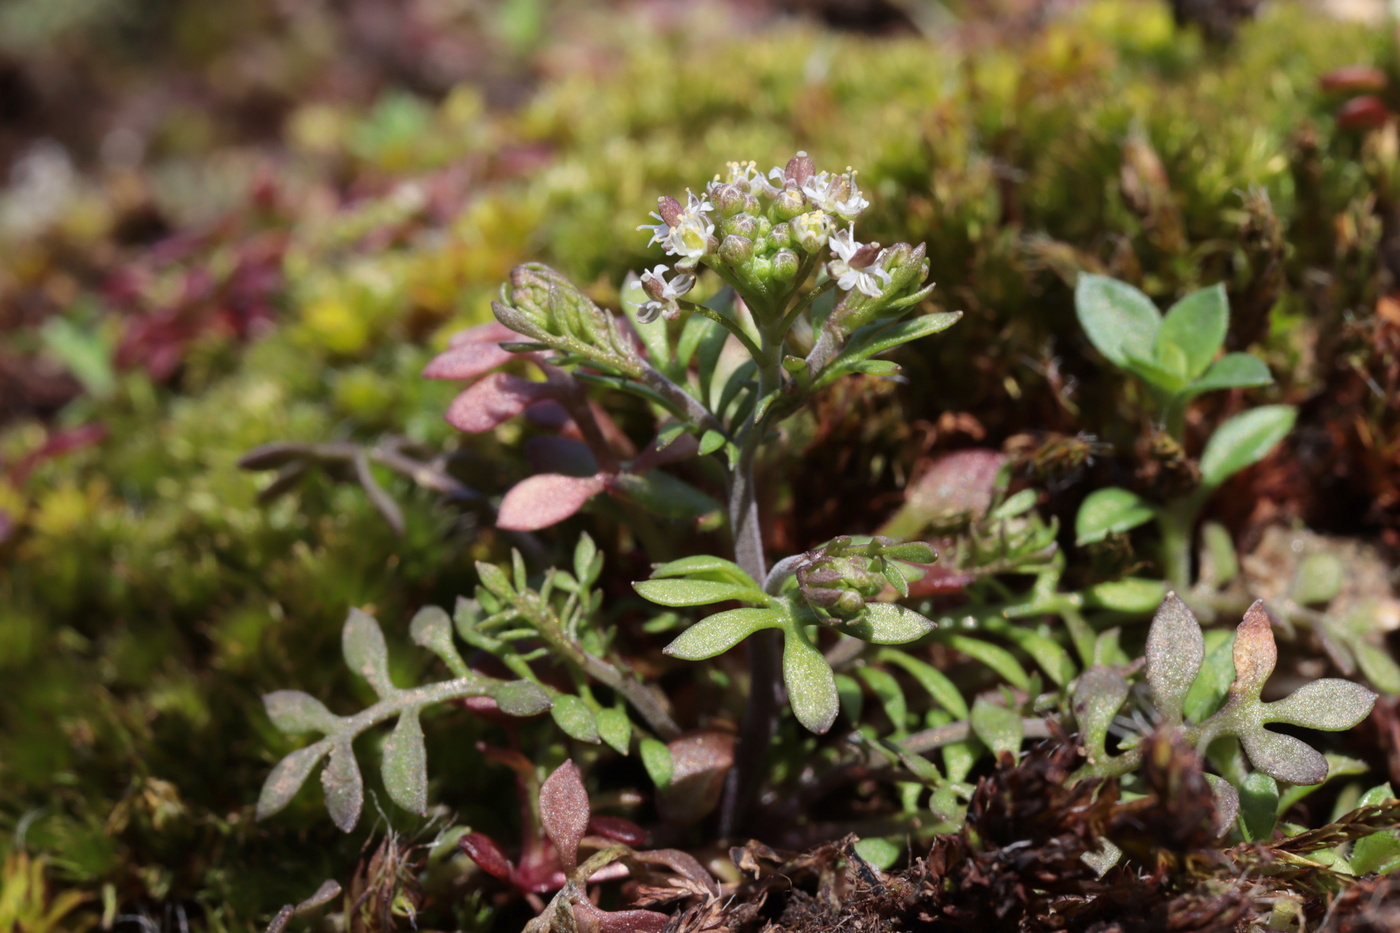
[255,155,1384,929]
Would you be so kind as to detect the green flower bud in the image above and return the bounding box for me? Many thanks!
[722,213,758,239]
[769,223,793,250]
[719,234,755,266]
[772,249,800,282]
[771,188,806,221]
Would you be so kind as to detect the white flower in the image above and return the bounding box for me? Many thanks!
[639,190,715,267]
[791,210,832,252]
[802,169,869,221]
[637,264,696,323]
[827,225,892,299]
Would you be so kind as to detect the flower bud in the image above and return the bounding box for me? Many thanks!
[772,249,800,282]
[785,151,815,186]
[791,211,830,253]
[769,222,792,250]
[712,183,747,217]
[657,195,683,226]
[722,213,759,239]
[771,187,806,221]
[719,234,754,266]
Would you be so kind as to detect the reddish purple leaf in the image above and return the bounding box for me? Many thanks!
[572,899,668,933]
[657,731,735,827]
[633,431,700,473]
[587,815,648,846]
[497,474,606,531]
[1320,65,1388,93]
[1339,95,1392,131]
[445,373,552,433]
[539,760,591,873]
[422,341,516,382]
[904,449,1006,518]
[635,848,720,896]
[448,321,518,347]
[459,832,514,880]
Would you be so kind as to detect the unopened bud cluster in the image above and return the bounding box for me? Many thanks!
[795,536,935,624]
[636,152,908,320]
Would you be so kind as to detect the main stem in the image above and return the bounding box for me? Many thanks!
[718,310,786,839]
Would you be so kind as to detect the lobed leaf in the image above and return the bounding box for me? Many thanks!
[256,742,331,820]
[264,691,339,736]
[343,609,395,698]
[322,739,365,832]
[381,710,428,815]
[1145,593,1204,723]
[663,607,784,660]
[539,760,591,873]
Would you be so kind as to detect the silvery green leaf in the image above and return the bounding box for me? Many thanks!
[781,620,839,734]
[1240,728,1329,786]
[844,603,935,645]
[1199,405,1296,490]
[663,608,784,660]
[1075,274,1161,369]
[1072,667,1128,765]
[264,691,339,735]
[1204,774,1239,837]
[322,739,365,832]
[494,679,552,716]
[1075,487,1155,546]
[1145,593,1204,723]
[1264,679,1376,731]
[381,710,427,815]
[970,698,1023,758]
[550,694,601,744]
[1239,771,1279,842]
[409,606,468,677]
[857,666,908,734]
[343,609,395,698]
[1156,284,1227,380]
[647,554,756,586]
[475,561,516,600]
[1082,578,1168,613]
[257,741,331,820]
[640,738,673,791]
[595,708,632,755]
[1292,553,1344,607]
[633,578,768,608]
[1082,841,1122,877]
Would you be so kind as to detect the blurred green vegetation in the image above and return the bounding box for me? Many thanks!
[1,0,1397,928]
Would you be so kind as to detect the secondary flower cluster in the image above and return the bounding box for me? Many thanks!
[634,152,889,321]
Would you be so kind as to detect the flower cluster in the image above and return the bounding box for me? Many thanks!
[634,152,888,312]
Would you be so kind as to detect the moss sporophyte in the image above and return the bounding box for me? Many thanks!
[254,155,1385,932]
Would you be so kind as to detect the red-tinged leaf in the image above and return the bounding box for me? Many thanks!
[1232,600,1278,698]
[657,731,735,826]
[497,474,606,531]
[633,431,700,473]
[1339,95,1391,131]
[587,815,648,846]
[572,899,669,933]
[1320,65,1388,93]
[636,848,720,896]
[448,321,518,347]
[905,560,975,597]
[445,373,552,433]
[459,832,514,880]
[539,760,591,873]
[422,341,515,381]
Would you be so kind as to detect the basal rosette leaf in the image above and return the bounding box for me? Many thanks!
[1144,593,1204,723]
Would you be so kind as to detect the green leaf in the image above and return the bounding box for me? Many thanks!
[1145,593,1204,723]
[410,606,469,677]
[1199,405,1296,489]
[640,738,673,790]
[853,837,902,870]
[475,561,516,601]
[1292,553,1344,607]
[698,429,727,456]
[550,694,601,743]
[991,624,1076,687]
[857,666,909,734]
[264,691,339,735]
[1157,284,1228,380]
[989,488,1039,522]
[1183,630,1236,723]
[323,739,365,832]
[574,533,602,587]
[663,607,784,660]
[595,708,632,755]
[382,710,427,815]
[817,312,962,389]
[647,555,756,587]
[1265,679,1376,731]
[1073,667,1129,766]
[1349,784,1400,875]
[1082,578,1168,613]
[1201,522,1239,586]
[781,620,839,734]
[844,603,936,645]
[1355,638,1400,694]
[939,633,1031,690]
[1122,350,1187,393]
[1239,771,1279,842]
[835,673,864,723]
[633,578,768,608]
[343,609,395,698]
[1187,353,1272,394]
[1075,274,1161,369]
[1075,487,1155,545]
[257,741,331,820]
[494,679,552,716]
[970,698,1023,758]
[878,650,969,719]
[620,273,671,367]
